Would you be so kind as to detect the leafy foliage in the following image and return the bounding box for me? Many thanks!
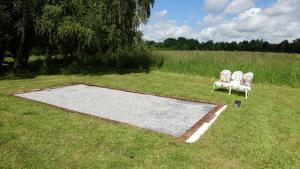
[0,0,155,71]
[35,0,154,55]
[147,37,300,53]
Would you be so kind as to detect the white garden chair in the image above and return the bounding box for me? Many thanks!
[229,71,244,95]
[230,72,254,99]
[213,70,232,93]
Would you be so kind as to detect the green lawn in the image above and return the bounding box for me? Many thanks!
[0,70,299,169]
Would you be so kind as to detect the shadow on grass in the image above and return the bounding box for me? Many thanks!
[0,58,149,81]
[214,88,246,97]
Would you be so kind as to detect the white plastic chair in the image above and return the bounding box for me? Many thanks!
[229,71,244,95]
[213,70,232,93]
[230,72,254,98]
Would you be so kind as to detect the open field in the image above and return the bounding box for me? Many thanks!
[1,70,300,169]
[152,51,300,86]
[2,1,299,168]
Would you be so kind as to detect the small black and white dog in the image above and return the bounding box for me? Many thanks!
[234,100,241,107]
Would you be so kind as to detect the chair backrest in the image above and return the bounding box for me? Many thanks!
[231,71,244,82]
[220,70,231,82]
[241,72,254,86]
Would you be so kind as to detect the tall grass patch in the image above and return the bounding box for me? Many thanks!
[151,51,300,86]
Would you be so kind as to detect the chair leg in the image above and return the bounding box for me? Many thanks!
[245,89,248,99]
[229,86,232,95]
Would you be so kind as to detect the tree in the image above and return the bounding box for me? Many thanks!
[280,40,290,53]
[0,0,45,70]
[38,0,154,54]
[13,0,36,69]
[0,0,155,71]
[151,37,300,53]
[146,40,163,49]
[0,1,15,71]
[206,40,215,50]
[163,38,177,48]
[186,39,199,50]
[291,39,300,53]
[262,41,270,52]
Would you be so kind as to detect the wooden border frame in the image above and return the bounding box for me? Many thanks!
[11,83,226,142]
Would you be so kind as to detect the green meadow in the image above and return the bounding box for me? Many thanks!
[2,1,300,168]
[1,51,300,168]
[151,51,300,86]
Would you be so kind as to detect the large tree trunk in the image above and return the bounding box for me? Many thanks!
[0,47,4,73]
[13,0,34,70]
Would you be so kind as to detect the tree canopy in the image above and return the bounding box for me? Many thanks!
[146,37,300,53]
[0,0,154,71]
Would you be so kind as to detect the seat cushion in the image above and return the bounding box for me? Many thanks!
[231,83,251,91]
[230,81,240,86]
[215,81,231,88]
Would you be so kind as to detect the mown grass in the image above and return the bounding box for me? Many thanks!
[0,70,300,169]
[151,51,300,86]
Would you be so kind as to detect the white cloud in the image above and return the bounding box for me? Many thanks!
[141,0,300,43]
[199,0,300,42]
[225,0,255,13]
[202,13,225,24]
[264,0,300,17]
[155,9,168,19]
[140,10,198,41]
[203,0,230,12]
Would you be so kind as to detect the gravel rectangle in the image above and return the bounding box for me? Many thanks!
[15,84,217,137]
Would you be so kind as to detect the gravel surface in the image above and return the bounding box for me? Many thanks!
[15,84,216,137]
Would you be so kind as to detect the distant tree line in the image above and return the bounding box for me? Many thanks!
[146,37,300,53]
[0,0,154,72]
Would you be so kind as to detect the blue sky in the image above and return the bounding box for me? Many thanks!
[140,0,300,42]
[149,0,275,25]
